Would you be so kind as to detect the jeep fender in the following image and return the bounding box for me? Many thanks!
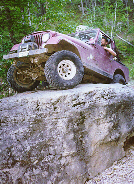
[10,44,20,52]
[45,37,81,58]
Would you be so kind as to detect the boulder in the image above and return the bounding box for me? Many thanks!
[0,84,134,184]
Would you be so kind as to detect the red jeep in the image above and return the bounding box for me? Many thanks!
[3,28,129,92]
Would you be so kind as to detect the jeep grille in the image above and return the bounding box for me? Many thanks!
[33,34,43,47]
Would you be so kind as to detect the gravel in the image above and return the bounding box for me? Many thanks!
[86,145,134,184]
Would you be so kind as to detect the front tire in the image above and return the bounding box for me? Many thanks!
[44,50,84,89]
[113,74,126,85]
[7,61,40,92]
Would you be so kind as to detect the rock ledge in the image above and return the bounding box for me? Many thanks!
[0,84,134,184]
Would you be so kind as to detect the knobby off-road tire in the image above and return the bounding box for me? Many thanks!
[113,74,126,85]
[44,50,84,89]
[7,61,40,92]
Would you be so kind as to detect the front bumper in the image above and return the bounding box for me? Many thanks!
[3,48,48,60]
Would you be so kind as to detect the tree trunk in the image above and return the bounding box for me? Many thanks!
[114,1,117,28]
[28,2,31,26]
[41,3,46,15]
[92,0,96,20]
[81,0,84,15]
[125,0,129,27]
[4,7,17,44]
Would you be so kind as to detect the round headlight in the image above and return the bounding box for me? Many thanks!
[42,33,50,43]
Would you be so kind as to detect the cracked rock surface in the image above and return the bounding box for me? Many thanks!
[0,84,134,184]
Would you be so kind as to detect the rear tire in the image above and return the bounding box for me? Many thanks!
[44,50,84,89]
[113,74,126,85]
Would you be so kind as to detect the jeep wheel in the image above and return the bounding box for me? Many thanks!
[113,74,126,85]
[7,61,40,92]
[44,50,84,89]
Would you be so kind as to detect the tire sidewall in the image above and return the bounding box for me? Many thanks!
[113,74,126,85]
[7,61,39,92]
[45,50,84,89]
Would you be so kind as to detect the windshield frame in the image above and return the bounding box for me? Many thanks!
[68,29,100,44]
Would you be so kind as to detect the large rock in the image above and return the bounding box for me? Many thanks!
[0,84,134,184]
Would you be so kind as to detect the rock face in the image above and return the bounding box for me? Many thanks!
[0,84,134,184]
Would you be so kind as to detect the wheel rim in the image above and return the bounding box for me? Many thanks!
[57,60,76,80]
[14,66,34,87]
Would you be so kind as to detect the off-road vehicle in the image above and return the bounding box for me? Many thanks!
[3,28,129,92]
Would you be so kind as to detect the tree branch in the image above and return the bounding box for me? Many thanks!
[116,34,134,47]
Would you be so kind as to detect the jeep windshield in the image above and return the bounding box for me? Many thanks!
[69,29,97,43]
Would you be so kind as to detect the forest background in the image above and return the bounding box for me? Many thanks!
[0,0,134,98]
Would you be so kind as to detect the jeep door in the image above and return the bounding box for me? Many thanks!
[92,41,113,79]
